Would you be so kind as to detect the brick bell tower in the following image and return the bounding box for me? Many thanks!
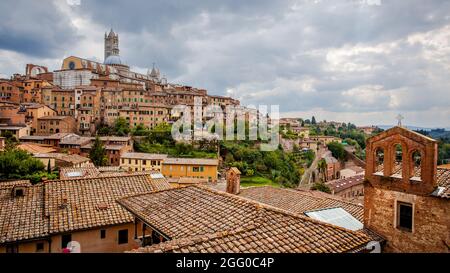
[364,126,449,252]
[365,126,438,195]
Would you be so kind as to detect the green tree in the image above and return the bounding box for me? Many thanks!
[47,160,52,173]
[113,117,130,136]
[317,159,328,182]
[1,131,18,149]
[0,149,45,182]
[311,182,332,194]
[89,136,108,166]
[311,116,317,125]
[148,123,173,145]
[327,142,346,161]
[97,124,111,136]
[132,123,149,136]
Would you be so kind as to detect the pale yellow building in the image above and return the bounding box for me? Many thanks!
[23,104,57,135]
[161,158,219,182]
[120,152,168,172]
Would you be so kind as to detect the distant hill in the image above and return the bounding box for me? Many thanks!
[377,125,450,131]
[377,125,450,140]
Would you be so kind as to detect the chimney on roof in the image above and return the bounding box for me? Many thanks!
[226,167,241,195]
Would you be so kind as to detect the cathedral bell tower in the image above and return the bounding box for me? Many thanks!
[104,29,120,62]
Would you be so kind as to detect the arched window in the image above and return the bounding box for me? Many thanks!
[375,147,384,174]
[411,150,422,180]
[392,144,403,178]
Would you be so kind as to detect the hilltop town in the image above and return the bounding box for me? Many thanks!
[0,30,449,254]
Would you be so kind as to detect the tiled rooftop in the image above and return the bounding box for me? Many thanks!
[435,168,450,199]
[59,164,100,180]
[0,184,48,244]
[326,174,365,193]
[118,186,260,239]
[44,174,170,234]
[121,152,168,160]
[16,143,57,154]
[37,116,70,121]
[34,153,91,164]
[0,174,171,243]
[239,186,364,222]
[122,186,371,253]
[162,158,219,166]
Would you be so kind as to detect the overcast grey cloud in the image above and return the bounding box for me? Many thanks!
[0,0,449,127]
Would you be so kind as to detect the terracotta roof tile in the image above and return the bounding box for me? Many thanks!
[17,143,57,154]
[326,174,365,193]
[34,153,91,165]
[0,183,48,243]
[120,186,371,253]
[0,174,171,244]
[162,158,219,166]
[435,168,450,199]
[44,174,171,234]
[239,186,364,222]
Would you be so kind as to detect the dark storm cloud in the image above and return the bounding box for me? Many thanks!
[1,0,450,126]
[0,0,80,58]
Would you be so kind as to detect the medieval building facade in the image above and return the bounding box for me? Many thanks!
[0,29,239,137]
[364,126,449,252]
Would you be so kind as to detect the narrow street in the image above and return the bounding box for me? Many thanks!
[298,146,326,187]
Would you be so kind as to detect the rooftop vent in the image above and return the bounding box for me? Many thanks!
[12,186,26,198]
[150,173,164,179]
[67,171,83,178]
[97,203,109,211]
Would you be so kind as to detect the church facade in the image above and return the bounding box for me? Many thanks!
[55,29,165,89]
[364,126,449,252]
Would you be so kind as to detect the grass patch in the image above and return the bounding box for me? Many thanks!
[240,176,281,188]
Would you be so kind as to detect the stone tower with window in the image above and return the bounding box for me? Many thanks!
[104,29,120,61]
[364,126,449,252]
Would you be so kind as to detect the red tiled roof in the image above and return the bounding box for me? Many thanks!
[44,174,171,234]
[239,186,364,222]
[0,184,48,243]
[122,186,371,253]
[435,168,450,199]
[0,174,171,244]
[326,174,365,193]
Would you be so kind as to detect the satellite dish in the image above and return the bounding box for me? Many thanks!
[67,241,81,253]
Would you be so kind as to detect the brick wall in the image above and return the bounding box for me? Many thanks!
[364,127,449,253]
[364,184,449,252]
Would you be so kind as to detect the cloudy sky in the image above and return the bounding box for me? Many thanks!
[1,0,450,128]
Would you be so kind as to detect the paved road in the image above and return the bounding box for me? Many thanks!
[299,146,326,187]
